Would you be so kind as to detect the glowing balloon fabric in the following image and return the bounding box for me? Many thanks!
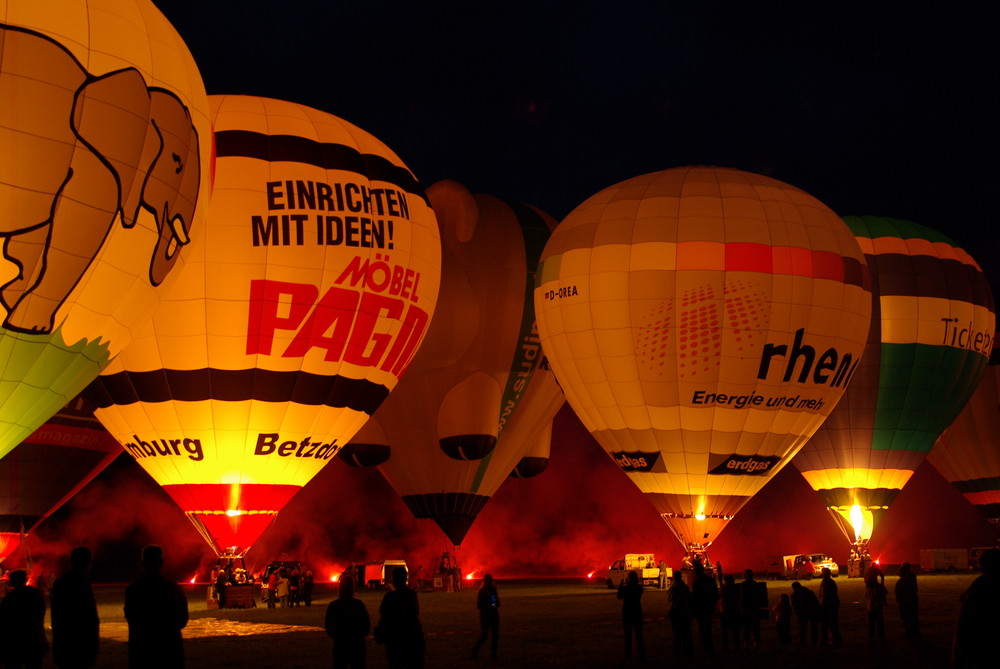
[0,395,121,562]
[534,167,872,552]
[793,217,995,544]
[929,348,1000,530]
[0,0,209,458]
[87,95,441,556]
[342,181,555,545]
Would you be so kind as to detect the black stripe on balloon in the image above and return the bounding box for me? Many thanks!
[869,253,994,309]
[85,370,389,415]
[950,477,1000,494]
[214,130,429,206]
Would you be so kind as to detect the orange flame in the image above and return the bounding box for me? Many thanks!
[331,573,340,582]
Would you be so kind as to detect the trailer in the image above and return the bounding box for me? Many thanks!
[919,548,970,572]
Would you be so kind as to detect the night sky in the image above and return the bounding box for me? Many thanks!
[20,1,1000,579]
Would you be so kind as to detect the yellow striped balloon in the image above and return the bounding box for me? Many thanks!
[795,217,995,546]
[87,95,441,556]
[534,167,872,553]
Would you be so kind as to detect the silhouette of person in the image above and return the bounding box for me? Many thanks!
[790,580,820,646]
[325,575,370,669]
[715,560,724,586]
[739,569,763,650]
[376,566,425,669]
[692,561,719,656]
[864,569,888,640]
[718,574,742,652]
[616,570,644,660]
[668,567,694,658]
[302,569,315,606]
[894,561,920,639]
[0,569,48,669]
[50,547,99,669]
[123,545,189,669]
[471,573,501,660]
[773,592,793,645]
[953,547,1000,668]
[818,567,841,646]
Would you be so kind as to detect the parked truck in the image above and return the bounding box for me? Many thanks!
[764,553,839,580]
[605,553,668,588]
[919,548,970,572]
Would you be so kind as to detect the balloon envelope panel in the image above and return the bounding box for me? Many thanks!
[88,95,440,555]
[928,346,1000,529]
[0,395,121,562]
[534,167,872,550]
[345,182,555,545]
[794,217,995,541]
[0,0,210,457]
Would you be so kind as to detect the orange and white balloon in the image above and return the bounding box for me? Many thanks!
[534,167,872,552]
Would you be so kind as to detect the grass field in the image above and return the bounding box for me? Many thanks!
[73,573,974,668]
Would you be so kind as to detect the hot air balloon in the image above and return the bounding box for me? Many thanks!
[340,181,556,545]
[534,166,873,560]
[0,0,210,456]
[86,95,441,557]
[793,217,995,566]
[0,395,121,562]
[928,339,1000,534]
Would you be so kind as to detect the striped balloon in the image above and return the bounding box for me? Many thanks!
[928,341,1000,532]
[534,167,873,553]
[86,95,441,556]
[793,217,995,546]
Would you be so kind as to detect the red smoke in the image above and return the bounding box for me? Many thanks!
[13,406,997,582]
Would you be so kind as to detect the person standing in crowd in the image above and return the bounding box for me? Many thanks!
[276,569,291,608]
[267,568,280,609]
[773,593,793,645]
[616,570,644,660]
[376,566,425,669]
[657,560,668,590]
[818,567,841,646]
[668,567,694,659]
[718,574,742,652]
[715,561,724,586]
[865,569,888,640]
[692,561,719,656]
[802,557,815,580]
[471,573,501,660]
[50,547,99,669]
[0,569,48,668]
[325,575,370,669]
[302,570,315,606]
[124,545,188,669]
[790,581,820,646]
[739,569,762,651]
[214,568,228,610]
[895,561,920,639]
[289,567,301,606]
[953,547,1000,668]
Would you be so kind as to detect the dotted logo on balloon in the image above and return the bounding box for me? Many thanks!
[635,300,675,374]
[635,282,769,378]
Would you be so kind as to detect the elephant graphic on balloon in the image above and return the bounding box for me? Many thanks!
[0,24,201,334]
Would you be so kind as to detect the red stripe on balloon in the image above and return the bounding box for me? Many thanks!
[723,243,847,281]
[161,483,301,513]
